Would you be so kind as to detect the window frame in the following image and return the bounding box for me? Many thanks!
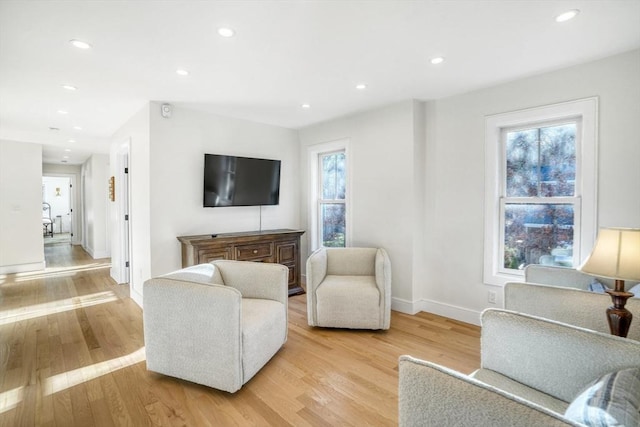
[484,98,598,286]
[307,139,351,251]
[317,150,347,248]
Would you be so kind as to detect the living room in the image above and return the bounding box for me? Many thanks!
[1,1,639,425]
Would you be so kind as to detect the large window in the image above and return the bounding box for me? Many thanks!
[484,98,598,286]
[318,151,346,247]
[501,121,579,272]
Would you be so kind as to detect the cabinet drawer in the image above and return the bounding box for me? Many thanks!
[235,243,273,260]
[198,247,232,263]
[276,242,297,263]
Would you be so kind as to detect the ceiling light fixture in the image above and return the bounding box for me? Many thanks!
[176,69,190,76]
[218,27,235,38]
[57,110,68,115]
[62,85,77,91]
[555,9,580,22]
[430,56,445,65]
[68,139,76,143]
[63,156,69,159]
[69,39,92,49]
[64,149,71,152]
[73,126,82,130]
[301,103,311,109]
[356,84,367,90]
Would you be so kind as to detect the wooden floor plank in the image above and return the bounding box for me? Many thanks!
[0,243,480,426]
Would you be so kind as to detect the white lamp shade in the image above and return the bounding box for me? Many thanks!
[579,228,640,281]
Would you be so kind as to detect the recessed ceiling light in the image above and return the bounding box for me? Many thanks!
[69,39,92,49]
[301,103,311,109]
[218,27,235,38]
[63,156,69,159]
[68,139,76,143]
[430,56,445,65]
[176,69,190,76]
[73,126,82,130]
[62,85,77,91]
[57,110,68,115]
[355,84,367,90]
[556,9,580,22]
[64,149,71,152]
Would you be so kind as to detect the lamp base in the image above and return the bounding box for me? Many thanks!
[605,289,634,338]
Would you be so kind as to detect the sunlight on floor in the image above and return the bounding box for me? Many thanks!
[0,262,111,284]
[0,386,24,415]
[0,348,146,414]
[44,347,146,396]
[0,290,118,326]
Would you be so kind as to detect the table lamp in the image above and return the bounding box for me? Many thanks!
[578,227,640,337]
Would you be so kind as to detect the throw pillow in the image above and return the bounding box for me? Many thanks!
[588,280,610,293]
[627,283,640,299]
[564,367,640,426]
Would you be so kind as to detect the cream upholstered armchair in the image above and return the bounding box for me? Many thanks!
[306,247,391,330]
[143,260,288,393]
[399,309,640,426]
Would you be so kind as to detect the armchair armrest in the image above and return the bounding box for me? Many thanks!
[143,277,243,392]
[213,260,288,305]
[398,356,577,427]
[375,248,392,329]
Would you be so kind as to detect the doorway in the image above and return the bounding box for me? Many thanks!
[42,175,73,245]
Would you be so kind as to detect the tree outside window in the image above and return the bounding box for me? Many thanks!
[501,123,578,271]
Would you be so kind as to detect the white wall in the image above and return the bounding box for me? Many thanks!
[0,140,44,273]
[110,103,151,305]
[421,49,640,324]
[148,102,301,278]
[81,154,110,259]
[298,100,425,306]
[43,163,82,244]
[110,102,300,308]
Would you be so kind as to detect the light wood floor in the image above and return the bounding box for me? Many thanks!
[0,244,480,426]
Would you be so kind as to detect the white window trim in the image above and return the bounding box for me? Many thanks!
[484,97,598,286]
[307,138,351,251]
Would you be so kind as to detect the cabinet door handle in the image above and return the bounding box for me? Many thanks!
[253,249,258,254]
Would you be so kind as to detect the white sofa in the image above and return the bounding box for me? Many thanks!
[399,309,640,426]
[505,264,640,340]
[306,247,392,329]
[143,260,289,393]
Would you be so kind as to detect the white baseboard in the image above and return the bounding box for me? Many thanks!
[391,297,421,315]
[418,299,482,326]
[0,261,46,275]
[83,245,110,260]
[130,286,143,309]
[390,297,481,326]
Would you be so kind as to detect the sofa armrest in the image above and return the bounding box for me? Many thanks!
[213,260,288,305]
[504,282,640,341]
[481,309,640,402]
[398,356,578,427]
[143,277,244,392]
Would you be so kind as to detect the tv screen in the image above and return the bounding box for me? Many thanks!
[203,154,281,207]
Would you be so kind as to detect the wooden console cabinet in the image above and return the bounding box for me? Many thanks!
[177,229,305,296]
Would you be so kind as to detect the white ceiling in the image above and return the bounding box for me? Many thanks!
[1,1,639,165]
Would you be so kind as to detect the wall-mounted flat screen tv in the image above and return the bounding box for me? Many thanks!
[203,154,281,207]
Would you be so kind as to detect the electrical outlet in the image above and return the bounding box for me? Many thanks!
[488,290,497,304]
